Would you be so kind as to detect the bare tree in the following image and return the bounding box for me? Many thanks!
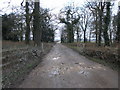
[79,7,92,43]
[86,2,99,44]
[86,2,106,46]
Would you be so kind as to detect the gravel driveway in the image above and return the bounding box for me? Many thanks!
[19,44,118,88]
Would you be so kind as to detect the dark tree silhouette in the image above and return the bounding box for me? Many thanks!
[33,0,41,46]
[25,0,30,44]
[59,5,80,43]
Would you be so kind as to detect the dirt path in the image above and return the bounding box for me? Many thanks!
[19,44,118,88]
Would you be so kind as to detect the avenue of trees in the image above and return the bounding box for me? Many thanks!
[60,1,120,46]
[2,0,55,47]
[1,0,120,47]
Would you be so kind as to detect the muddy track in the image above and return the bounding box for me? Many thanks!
[19,44,118,88]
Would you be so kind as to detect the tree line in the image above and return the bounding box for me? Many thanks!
[59,1,120,46]
[1,0,120,47]
[2,0,54,46]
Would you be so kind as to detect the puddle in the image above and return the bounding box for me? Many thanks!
[53,57,60,60]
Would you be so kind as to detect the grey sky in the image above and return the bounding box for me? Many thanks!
[0,0,119,14]
[0,0,85,14]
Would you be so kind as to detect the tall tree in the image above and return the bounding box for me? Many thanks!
[97,2,106,46]
[59,5,80,43]
[79,7,92,43]
[116,6,120,43]
[39,8,55,42]
[25,0,31,44]
[103,2,111,46]
[86,2,99,44]
[33,0,41,46]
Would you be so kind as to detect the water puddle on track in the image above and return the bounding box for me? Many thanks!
[52,56,60,60]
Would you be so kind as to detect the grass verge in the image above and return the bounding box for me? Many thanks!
[66,45,119,71]
[2,42,54,88]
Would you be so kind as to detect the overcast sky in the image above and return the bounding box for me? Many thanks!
[0,0,86,14]
[0,0,119,41]
[0,0,119,14]
[0,0,86,41]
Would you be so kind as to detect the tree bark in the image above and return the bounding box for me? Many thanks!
[95,11,98,44]
[84,30,86,43]
[25,0,30,44]
[98,2,104,46]
[116,9,120,43]
[89,30,92,42]
[103,2,110,46]
[33,0,41,46]
[77,28,79,42]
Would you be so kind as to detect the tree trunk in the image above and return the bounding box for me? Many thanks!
[84,30,86,43]
[98,2,104,46]
[33,0,41,46]
[116,9,120,43]
[71,26,74,43]
[89,30,91,42]
[20,23,23,41]
[77,28,79,42]
[103,2,110,46]
[25,0,30,44]
[98,14,102,46]
[67,24,74,43]
[95,12,98,44]
[109,29,112,45]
